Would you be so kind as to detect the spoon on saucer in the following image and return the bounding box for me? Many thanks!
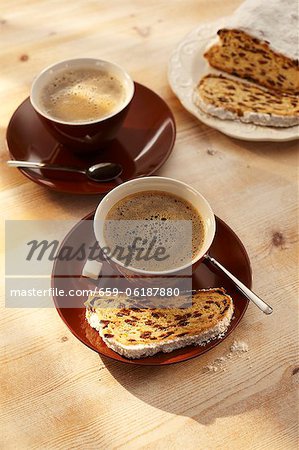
[204,254,273,314]
[7,160,123,182]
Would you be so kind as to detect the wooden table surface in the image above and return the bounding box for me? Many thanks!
[1,1,298,449]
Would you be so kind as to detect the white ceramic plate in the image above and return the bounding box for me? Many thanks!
[168,19,299,142]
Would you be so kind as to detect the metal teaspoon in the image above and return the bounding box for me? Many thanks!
[6,160,123,182]
[204,254,273,314]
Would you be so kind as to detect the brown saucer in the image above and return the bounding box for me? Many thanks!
[6,83,176,194]
[52,212,251,365]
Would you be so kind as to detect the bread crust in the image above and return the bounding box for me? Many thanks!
[85,288,234,359]
[194,74,299,128]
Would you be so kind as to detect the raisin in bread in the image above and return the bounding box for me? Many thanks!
[194,74,299,127]
[204,0,299,94]
[85,288,234,359]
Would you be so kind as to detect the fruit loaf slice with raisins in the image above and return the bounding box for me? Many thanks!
[85,288,234,359]
[193,74,299,128]
[204,0,299,94]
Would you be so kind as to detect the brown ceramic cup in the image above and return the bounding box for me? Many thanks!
[30,58,135,154]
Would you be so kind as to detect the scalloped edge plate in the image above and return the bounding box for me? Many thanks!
[168,19,299,142]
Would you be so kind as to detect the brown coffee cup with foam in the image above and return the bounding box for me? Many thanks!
[30,58,135,153]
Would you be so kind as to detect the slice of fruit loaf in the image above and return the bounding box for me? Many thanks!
[85,288,234,359]
[204,0,299,94]
[193,74,299,128]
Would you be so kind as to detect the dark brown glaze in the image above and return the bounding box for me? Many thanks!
[6,83,176,194]
[36,102,130,153]
[52,214,251,366]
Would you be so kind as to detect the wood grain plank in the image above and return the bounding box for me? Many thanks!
[0,0,298,449]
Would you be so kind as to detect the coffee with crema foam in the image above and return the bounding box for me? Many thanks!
[104,191,205,271]
[39,68,127,123]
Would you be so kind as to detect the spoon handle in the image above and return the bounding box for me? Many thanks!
[7,160,45,168]
[7,160,85,175]
[204,254,273,315]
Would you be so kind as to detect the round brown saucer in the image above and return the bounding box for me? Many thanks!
[52,213,251,365]
[6,83,176,194]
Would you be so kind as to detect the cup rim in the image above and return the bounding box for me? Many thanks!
[30,58,135,126]
[93,176,216,275]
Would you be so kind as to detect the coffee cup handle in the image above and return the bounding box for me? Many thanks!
[82,259,103,280]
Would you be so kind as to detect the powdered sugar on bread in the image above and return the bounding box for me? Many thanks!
[226,0,298,60]
[203,1,299,95]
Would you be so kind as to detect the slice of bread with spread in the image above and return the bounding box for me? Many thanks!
[85,288,234,359]
[204,0,299,94]
[194,74,299,128]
